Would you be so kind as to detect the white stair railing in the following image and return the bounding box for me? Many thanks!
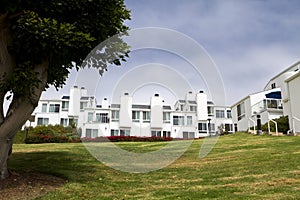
[268,119,278,136]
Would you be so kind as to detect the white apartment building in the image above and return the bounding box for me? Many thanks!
[285,70,300,134]
[25,86,234,138]
[231,61,300,134]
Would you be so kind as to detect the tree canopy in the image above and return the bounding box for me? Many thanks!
[0,0,130,96]
[0,0,130,179]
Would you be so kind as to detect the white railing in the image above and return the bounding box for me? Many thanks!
[252,98,283,114]
[268,119,278,136]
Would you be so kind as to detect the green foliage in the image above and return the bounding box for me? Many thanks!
[1,0,130,95]
[261,116,289,134]
[14,125,81,144]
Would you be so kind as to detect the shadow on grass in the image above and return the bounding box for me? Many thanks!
[8,150,101,183]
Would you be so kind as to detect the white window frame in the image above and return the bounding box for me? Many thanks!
[216,110,225,118]
[111,110,120,122]
[187,116,193,125]
[142,111,150,123]
[132,111,140,122]
[163,112,170,123]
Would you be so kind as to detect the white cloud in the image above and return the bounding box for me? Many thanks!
[42,0,300,106]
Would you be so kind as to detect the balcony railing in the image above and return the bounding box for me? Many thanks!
[252,98,283,114]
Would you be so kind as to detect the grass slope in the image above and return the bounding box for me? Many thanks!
[8,133,300,199]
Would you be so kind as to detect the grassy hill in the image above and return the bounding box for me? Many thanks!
[8,133,300,199]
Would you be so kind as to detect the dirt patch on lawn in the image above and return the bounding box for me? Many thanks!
[0,171,66,200]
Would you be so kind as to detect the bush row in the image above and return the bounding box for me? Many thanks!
[81,136,173,142]
[21,125,81,144]
[25,135,81,144]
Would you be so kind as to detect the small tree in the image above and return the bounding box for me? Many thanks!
[0,0,130,179]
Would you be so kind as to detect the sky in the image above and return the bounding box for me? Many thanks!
[42,0,300,107]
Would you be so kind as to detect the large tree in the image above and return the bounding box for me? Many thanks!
[0,0,130,179]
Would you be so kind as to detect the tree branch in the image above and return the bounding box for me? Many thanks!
[0,13,15,83]
[0,92,5,124]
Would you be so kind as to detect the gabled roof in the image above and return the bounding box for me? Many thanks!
[231,88,281,108]
[285,69,300,82]
[264,60,300,90]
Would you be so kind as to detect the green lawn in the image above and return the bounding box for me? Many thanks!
[8,133,300,199]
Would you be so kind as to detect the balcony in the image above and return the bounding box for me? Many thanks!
[252,98,283,114]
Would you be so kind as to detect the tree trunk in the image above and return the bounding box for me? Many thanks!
[0,60,48,180]
[0,138,12,179]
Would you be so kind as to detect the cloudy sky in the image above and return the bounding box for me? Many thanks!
[42,0,300,106]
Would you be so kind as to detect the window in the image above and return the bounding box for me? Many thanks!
[86,129,98,138]
[227,110,232,118]
[163,112,170,123]
[96,113,109,123]
[180,105,184,111]
[111,110,119,122]
[96,113,100,122]
[198,123,207,133]
[37,118,49,125]
[88,112,93,122]
[86,129,91,138]
[132,111,140,122]
[266,99,280,109]
[60,118,68,127]
[111,129,119,136]
[216,110,225,118]
[49,104,60,113]
[173,116,184,125]
[69,118,77,126]
[225,124,233,132]
[42,103,47,113]
[120,129,130,136]
[92,129,98,138]
[80,102,87,110]
[208,106,214,116]
[237,102,245,121]
[62,101,69,111]
[187,116,192,125]
[209,123,215,131]
[183,132,195,139]
[151,130,161,137]
[143,111,150,123]
[163,131,171,138]
[271,83,276,89]
[190,106,196,112]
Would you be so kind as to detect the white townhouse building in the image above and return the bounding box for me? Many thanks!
[231,88,283,132]
[285,70,300,133]
[231,61,300,134]
[25,86,234,139]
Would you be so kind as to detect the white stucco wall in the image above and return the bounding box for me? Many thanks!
[196,92,208,121]
[119,93,132,128]
[286,72,300,133]
[150,94,163,129]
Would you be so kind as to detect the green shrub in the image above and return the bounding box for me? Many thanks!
[14,125,81,144]
[261,116,289,134]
